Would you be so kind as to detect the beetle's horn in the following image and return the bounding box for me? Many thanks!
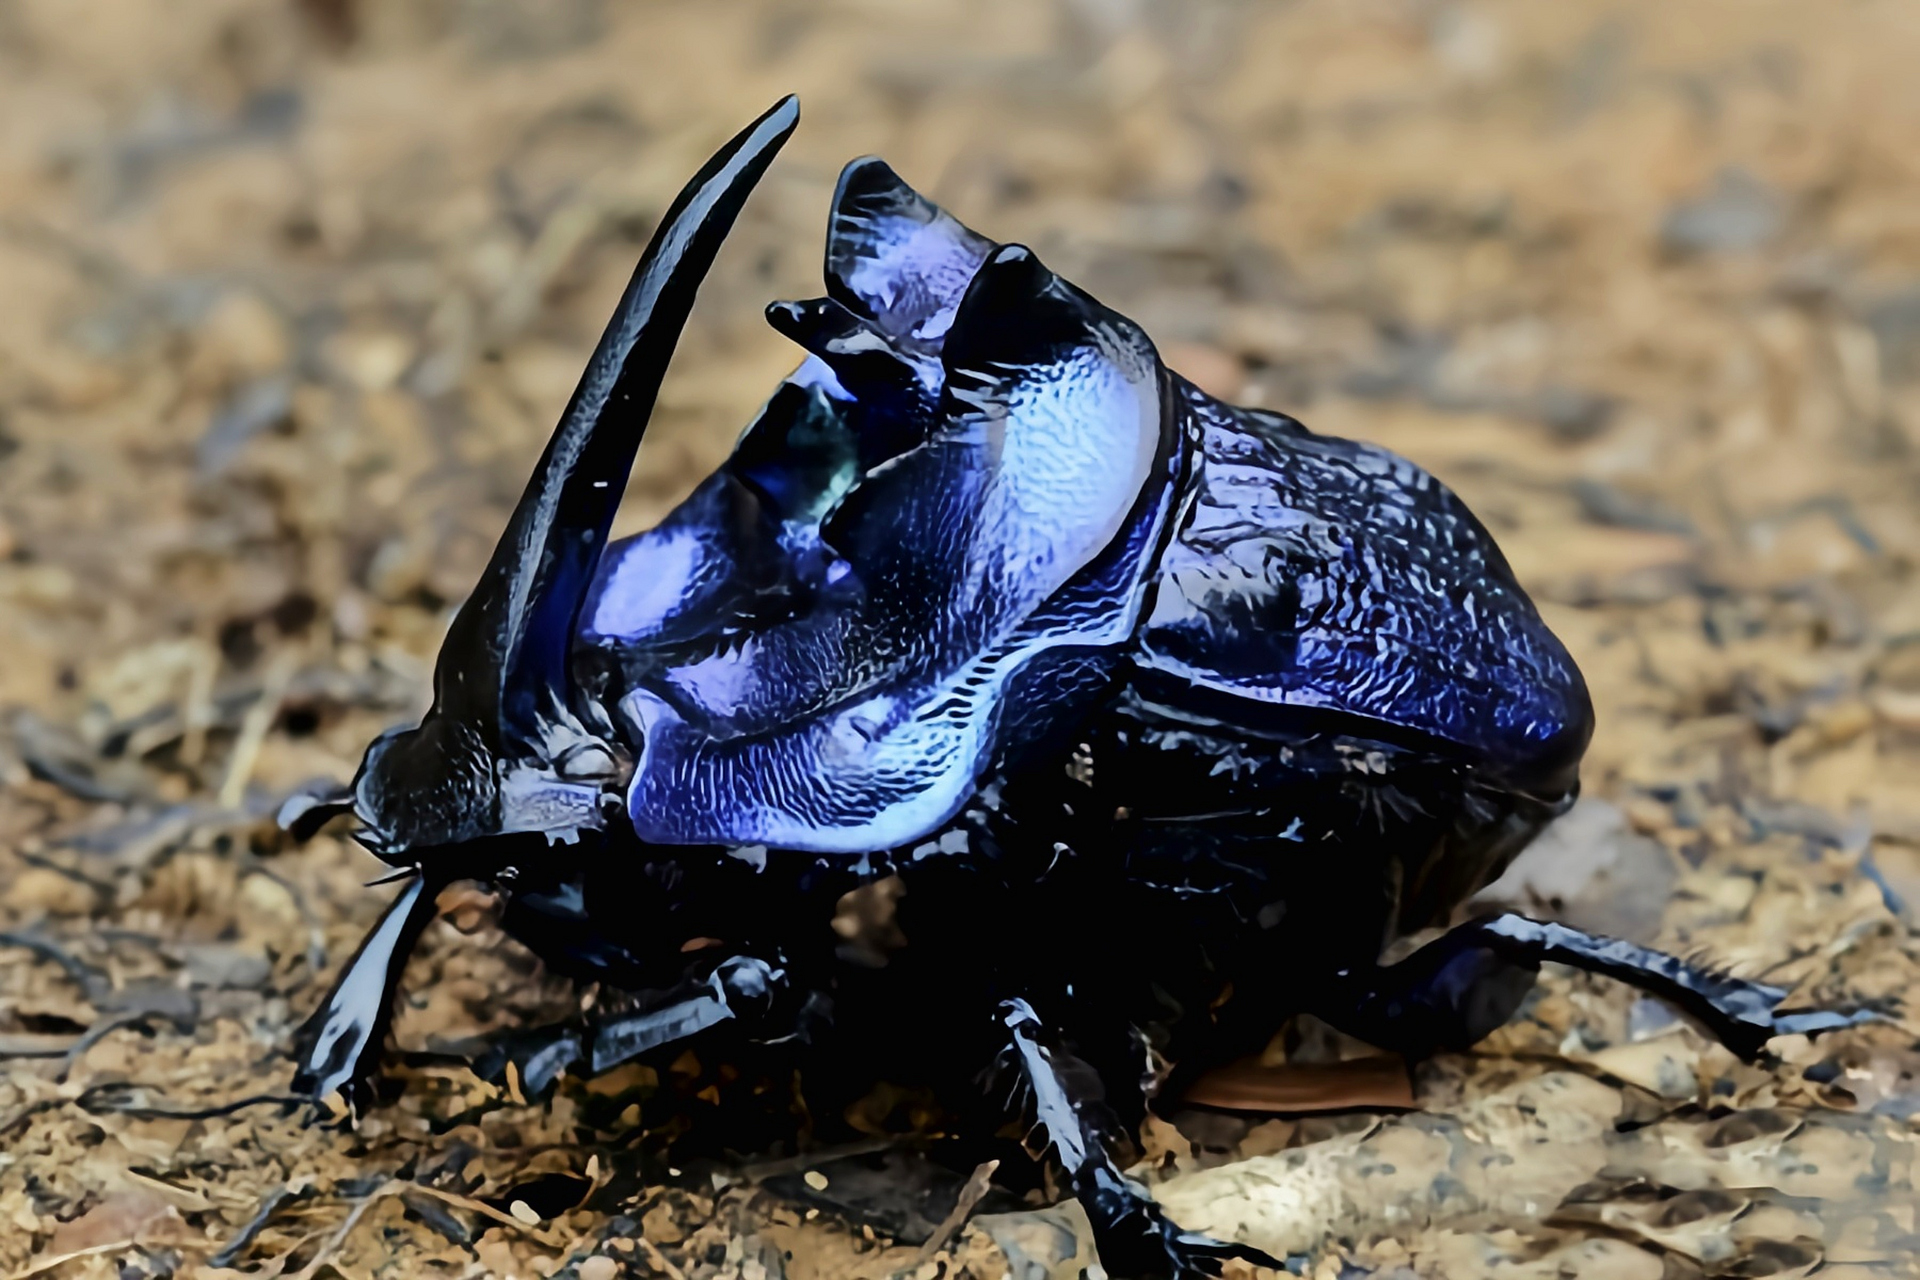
[434,95,799,745]
[338,97,799,856]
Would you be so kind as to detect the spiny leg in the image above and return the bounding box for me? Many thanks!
[293,875,441,1115]
[294,879,807,1110]
[1000,999,1277,1280]
[1472,915,1877,1055]
[1321,911,1876,1061]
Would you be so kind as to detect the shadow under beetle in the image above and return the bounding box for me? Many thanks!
[281,97,1869,1278]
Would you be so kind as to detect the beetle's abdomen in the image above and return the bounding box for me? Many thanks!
[1136,386,1592,795]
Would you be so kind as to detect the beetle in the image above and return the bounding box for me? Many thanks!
[281,97,1868,1278]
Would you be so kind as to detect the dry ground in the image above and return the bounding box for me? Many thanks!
[2,1,1919,1276]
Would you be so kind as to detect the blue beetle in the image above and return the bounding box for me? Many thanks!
[282,98,1864,1278]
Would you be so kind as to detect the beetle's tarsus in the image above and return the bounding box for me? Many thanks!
[1469,913,1879,1059]
[1323,912,1878,1061]
[1001,1000,1278,1280]
[1082,1180,1278,1280]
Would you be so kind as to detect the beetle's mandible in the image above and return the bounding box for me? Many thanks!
[281,97,1870,1279]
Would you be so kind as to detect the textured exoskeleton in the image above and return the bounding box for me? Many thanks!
[283,98,1867,1279]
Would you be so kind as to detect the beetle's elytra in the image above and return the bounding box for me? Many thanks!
[283,97,1867,1279]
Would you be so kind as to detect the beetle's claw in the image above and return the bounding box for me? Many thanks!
[289,1023,381,1128]
[289,1026,381,1123]
[469,1025,587,1098]
[1764,998,1892,1043]
[1092,1194,1280,1280]
[299,1086,367,1129]
[1618,972,1886,1062]
[1699,1000,1882,1064]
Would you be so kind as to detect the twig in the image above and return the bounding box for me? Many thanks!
[72,1082,303,1121]
[56,1010,150,1082]
[210,1182,310,1267]
[0,930,113,1006]
[633,1235,687,1280]
[219,648,297,808]
[240,859,329,986]
[399,1190,473,1246]
[60,804,211,870]
[737,1136,898,1183]
[288,1183,391,1280]
[400,1182,565,1248]
[6,1236,206,1280]
[0,1099,66,1143]
[0,1033,81,1059]
[178,638,219,767]
[8,709,148,804]
[909,1159,1000,1267]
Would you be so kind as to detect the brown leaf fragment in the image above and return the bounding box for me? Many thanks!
[43,1189,183,1256]
[911,1159,1000,1267]
[1179,1055,1416,1115]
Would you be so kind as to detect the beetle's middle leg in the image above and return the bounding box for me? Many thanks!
[999,999,1277,1280]
[1318,912,1876,1061]
[472,953,810,1095]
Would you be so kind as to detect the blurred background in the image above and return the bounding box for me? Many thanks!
[2,1,1919,1277]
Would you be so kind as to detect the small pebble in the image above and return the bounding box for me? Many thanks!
[1803,1058,1843,1084]
[509,1199,542,1225]
[578,1256,619,1280]
[803,1170,830,1192]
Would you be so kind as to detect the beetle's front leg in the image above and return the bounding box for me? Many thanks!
[1319,912,1879,1061]
[1000,999,1275,1280]
[293,875,442,1116]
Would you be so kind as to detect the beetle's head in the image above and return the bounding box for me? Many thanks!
[280,98,800,866]
[340,719,499,861]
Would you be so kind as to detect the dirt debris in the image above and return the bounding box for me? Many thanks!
[3,1,1920,1277]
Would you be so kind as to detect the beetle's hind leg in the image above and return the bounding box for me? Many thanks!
[1320,912,1877,1061]
[999,999,1277,1280]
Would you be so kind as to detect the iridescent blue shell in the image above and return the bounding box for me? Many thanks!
[575,160,1590,856]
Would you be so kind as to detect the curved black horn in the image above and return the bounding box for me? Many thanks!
[436,95,800,745]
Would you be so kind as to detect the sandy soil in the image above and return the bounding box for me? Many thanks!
[2,1,1918,1276]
